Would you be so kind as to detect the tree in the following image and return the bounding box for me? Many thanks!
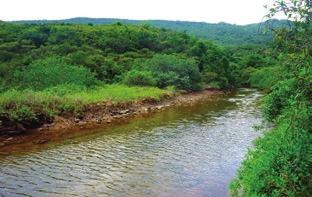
[265,0,311,23]
[12,56,98,90]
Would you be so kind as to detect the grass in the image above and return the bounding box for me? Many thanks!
[63,84,168,103]
[0,84,170,127]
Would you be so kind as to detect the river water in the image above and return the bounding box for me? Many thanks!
[0,89,263,197]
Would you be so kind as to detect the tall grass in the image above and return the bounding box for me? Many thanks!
[0,84,169,127]
[62,84,168,103]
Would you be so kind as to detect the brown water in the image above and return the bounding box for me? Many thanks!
[0,89,263,197]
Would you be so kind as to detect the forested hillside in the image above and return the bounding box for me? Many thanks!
[12,18,291,45]
[0,18,286,129]
[0,21,243,128]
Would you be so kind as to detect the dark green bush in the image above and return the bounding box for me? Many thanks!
[249,66,280,89]
[123,70,156,87]
[240,67,257,85]
[202,57,232,89]
[155,72,179,88]
[230,106,311,196]
[12,56,98,90]
[8,106,37,123]
[262,79,296,121]
[201,71,229,89]
[130,54,202,91]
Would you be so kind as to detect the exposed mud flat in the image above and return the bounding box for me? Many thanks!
[0,89,223,153]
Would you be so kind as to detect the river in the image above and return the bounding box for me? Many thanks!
[0,89,263,197]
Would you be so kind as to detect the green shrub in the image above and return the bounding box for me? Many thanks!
[130,54,202,91]
[201,71,229,89]
[155,72,179,88]
[201,47,233,89]
[262,79,296,121]
[8,106,37,123]
[0,89,57,127]
[230,111,311,197]
[240,67,257,85]
[12,56,98,90]
[123,70,156,86]
[249,66,280,89]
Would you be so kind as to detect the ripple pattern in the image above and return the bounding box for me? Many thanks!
[0,89,263,197]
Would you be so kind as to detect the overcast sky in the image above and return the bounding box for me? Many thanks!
[1,0,282,25]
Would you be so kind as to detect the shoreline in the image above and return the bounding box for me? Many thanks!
[0,89,224,153]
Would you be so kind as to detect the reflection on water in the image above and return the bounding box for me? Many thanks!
[0,89,263,197]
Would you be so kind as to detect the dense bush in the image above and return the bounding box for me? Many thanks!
[189,41,235,89]
[230,114,311,196]
[123,70,156,86]
[249,66,280,89]
[0,22,237,91]
[12,56,98,90]
[131,54,202,90]
[227,45,278,87]
[262,79,296,121]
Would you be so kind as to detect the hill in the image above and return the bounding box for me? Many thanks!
[12,18,291,46]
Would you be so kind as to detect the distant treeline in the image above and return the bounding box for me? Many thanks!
[11,18,292,46]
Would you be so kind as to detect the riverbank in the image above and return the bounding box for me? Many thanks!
[0,89,223,152]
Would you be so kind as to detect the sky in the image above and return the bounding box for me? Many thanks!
[0,0,282,25]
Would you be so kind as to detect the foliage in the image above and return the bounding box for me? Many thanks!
[123,70,156,87]
[11,56,98,90]
[0,22,234,91]
[230,113,311,196]
[227,45,279,87]
[13,17,293,46]
[249,66,280,89]
[265,0,311,23]
[131,54,202,90]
